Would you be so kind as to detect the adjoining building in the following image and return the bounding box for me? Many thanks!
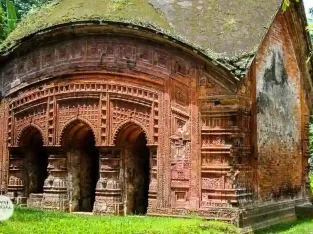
[0,0,312,231]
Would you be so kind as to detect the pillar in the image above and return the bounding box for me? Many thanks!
[147,146,158,213]
[93,147,123,214]
[7,149,26,204]
[42,147,68,210]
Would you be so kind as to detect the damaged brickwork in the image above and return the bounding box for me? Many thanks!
[256,13,304,201]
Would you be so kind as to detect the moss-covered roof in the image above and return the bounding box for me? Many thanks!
[0,0,283,76]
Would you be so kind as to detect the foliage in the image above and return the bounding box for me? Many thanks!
[0,0,50,42]
[282,0,300,12]
[11,0,52,19]
[256,218,313,234]
[0,5,7,42]
[5,0,17,31]
[0,207,240,234]
[1,0,51,19]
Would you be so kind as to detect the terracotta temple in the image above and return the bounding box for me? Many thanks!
[0,0,312,231]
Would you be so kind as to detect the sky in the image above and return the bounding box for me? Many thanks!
[303,0,313,16]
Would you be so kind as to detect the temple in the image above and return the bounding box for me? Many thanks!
[0,0,312,231]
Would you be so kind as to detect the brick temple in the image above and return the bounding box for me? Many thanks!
[0,0,312,231]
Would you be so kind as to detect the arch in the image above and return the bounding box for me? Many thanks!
[14,124,49,197]
[113,120,151,215]
[17,124,45,147]
[61,118,99,212]
[59,117,97,147]
[113,120,150,145]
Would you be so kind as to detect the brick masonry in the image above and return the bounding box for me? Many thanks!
[0,9,311,232]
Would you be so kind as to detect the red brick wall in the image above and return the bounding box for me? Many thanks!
[255,12,304,201]
[0,100,8,193]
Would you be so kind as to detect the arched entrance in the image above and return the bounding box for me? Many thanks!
[115,123,150,215]
[19,126,48,197]
[62,120,99,212]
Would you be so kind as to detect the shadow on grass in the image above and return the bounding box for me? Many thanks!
[255,219,313,234]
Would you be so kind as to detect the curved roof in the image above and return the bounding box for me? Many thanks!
[0,0,283,76]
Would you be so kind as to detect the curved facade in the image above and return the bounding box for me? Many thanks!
[1,29,251,219]
[0,1,312,231]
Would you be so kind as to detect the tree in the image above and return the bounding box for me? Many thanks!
[1,0,51,21]
[0,6,7,43]
[11,0,51,19]
[5,0,17,32]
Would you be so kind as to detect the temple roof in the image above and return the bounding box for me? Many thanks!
[0,0,283,77]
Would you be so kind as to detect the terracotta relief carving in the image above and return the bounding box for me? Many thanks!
[57,99,99,145]
[15,104,47,146]
[94,149,122,214]
[1,35,257,226]
[111,100,150,133]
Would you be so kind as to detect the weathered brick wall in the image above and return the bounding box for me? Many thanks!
[0,100,8,193]
[255,13,304,201]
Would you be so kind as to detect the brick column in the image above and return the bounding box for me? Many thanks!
[42,147,69,211]
[7,149,26,204]
[93,147,123,214]
[147,146,158,213]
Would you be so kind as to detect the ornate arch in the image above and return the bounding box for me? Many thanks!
[58,117,98,146]
[112,119,150,145]
[16,124,46,146]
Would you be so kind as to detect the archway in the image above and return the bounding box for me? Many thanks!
[62,120,99,212]
[115,123,150,215]
[18,126,48,197]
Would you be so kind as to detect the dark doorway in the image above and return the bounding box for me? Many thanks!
[64,122,99,212]
[131,132,150,215]
[116,124,150,215]
[20,127,49,196]
[79,130,99,212]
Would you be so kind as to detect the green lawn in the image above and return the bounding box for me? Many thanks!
[0,207,239,234]
[2,207,313,234]
[255,219,313,234]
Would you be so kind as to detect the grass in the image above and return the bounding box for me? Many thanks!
[255,219,313,234]
[0,207,239,234]
[2,207,313,233]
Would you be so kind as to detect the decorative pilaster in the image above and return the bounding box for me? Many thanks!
[42,148,68,210]
[147,146,158,212]
[7,149,26,204]
[200,97,253,210]
[93,147,123,214]
[303,113,312,203]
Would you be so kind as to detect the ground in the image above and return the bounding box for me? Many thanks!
[0,207,239,234]
[1,208,313,234]
[256,219,313,234]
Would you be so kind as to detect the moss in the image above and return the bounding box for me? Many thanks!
[0,0,283,78]
[0,0,172,51]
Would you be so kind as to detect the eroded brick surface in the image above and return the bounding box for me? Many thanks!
[256,13,307,201]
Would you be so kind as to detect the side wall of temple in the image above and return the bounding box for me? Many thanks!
[255,12,308,202]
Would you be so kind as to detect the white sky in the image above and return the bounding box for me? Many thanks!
[303,0,313,16]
